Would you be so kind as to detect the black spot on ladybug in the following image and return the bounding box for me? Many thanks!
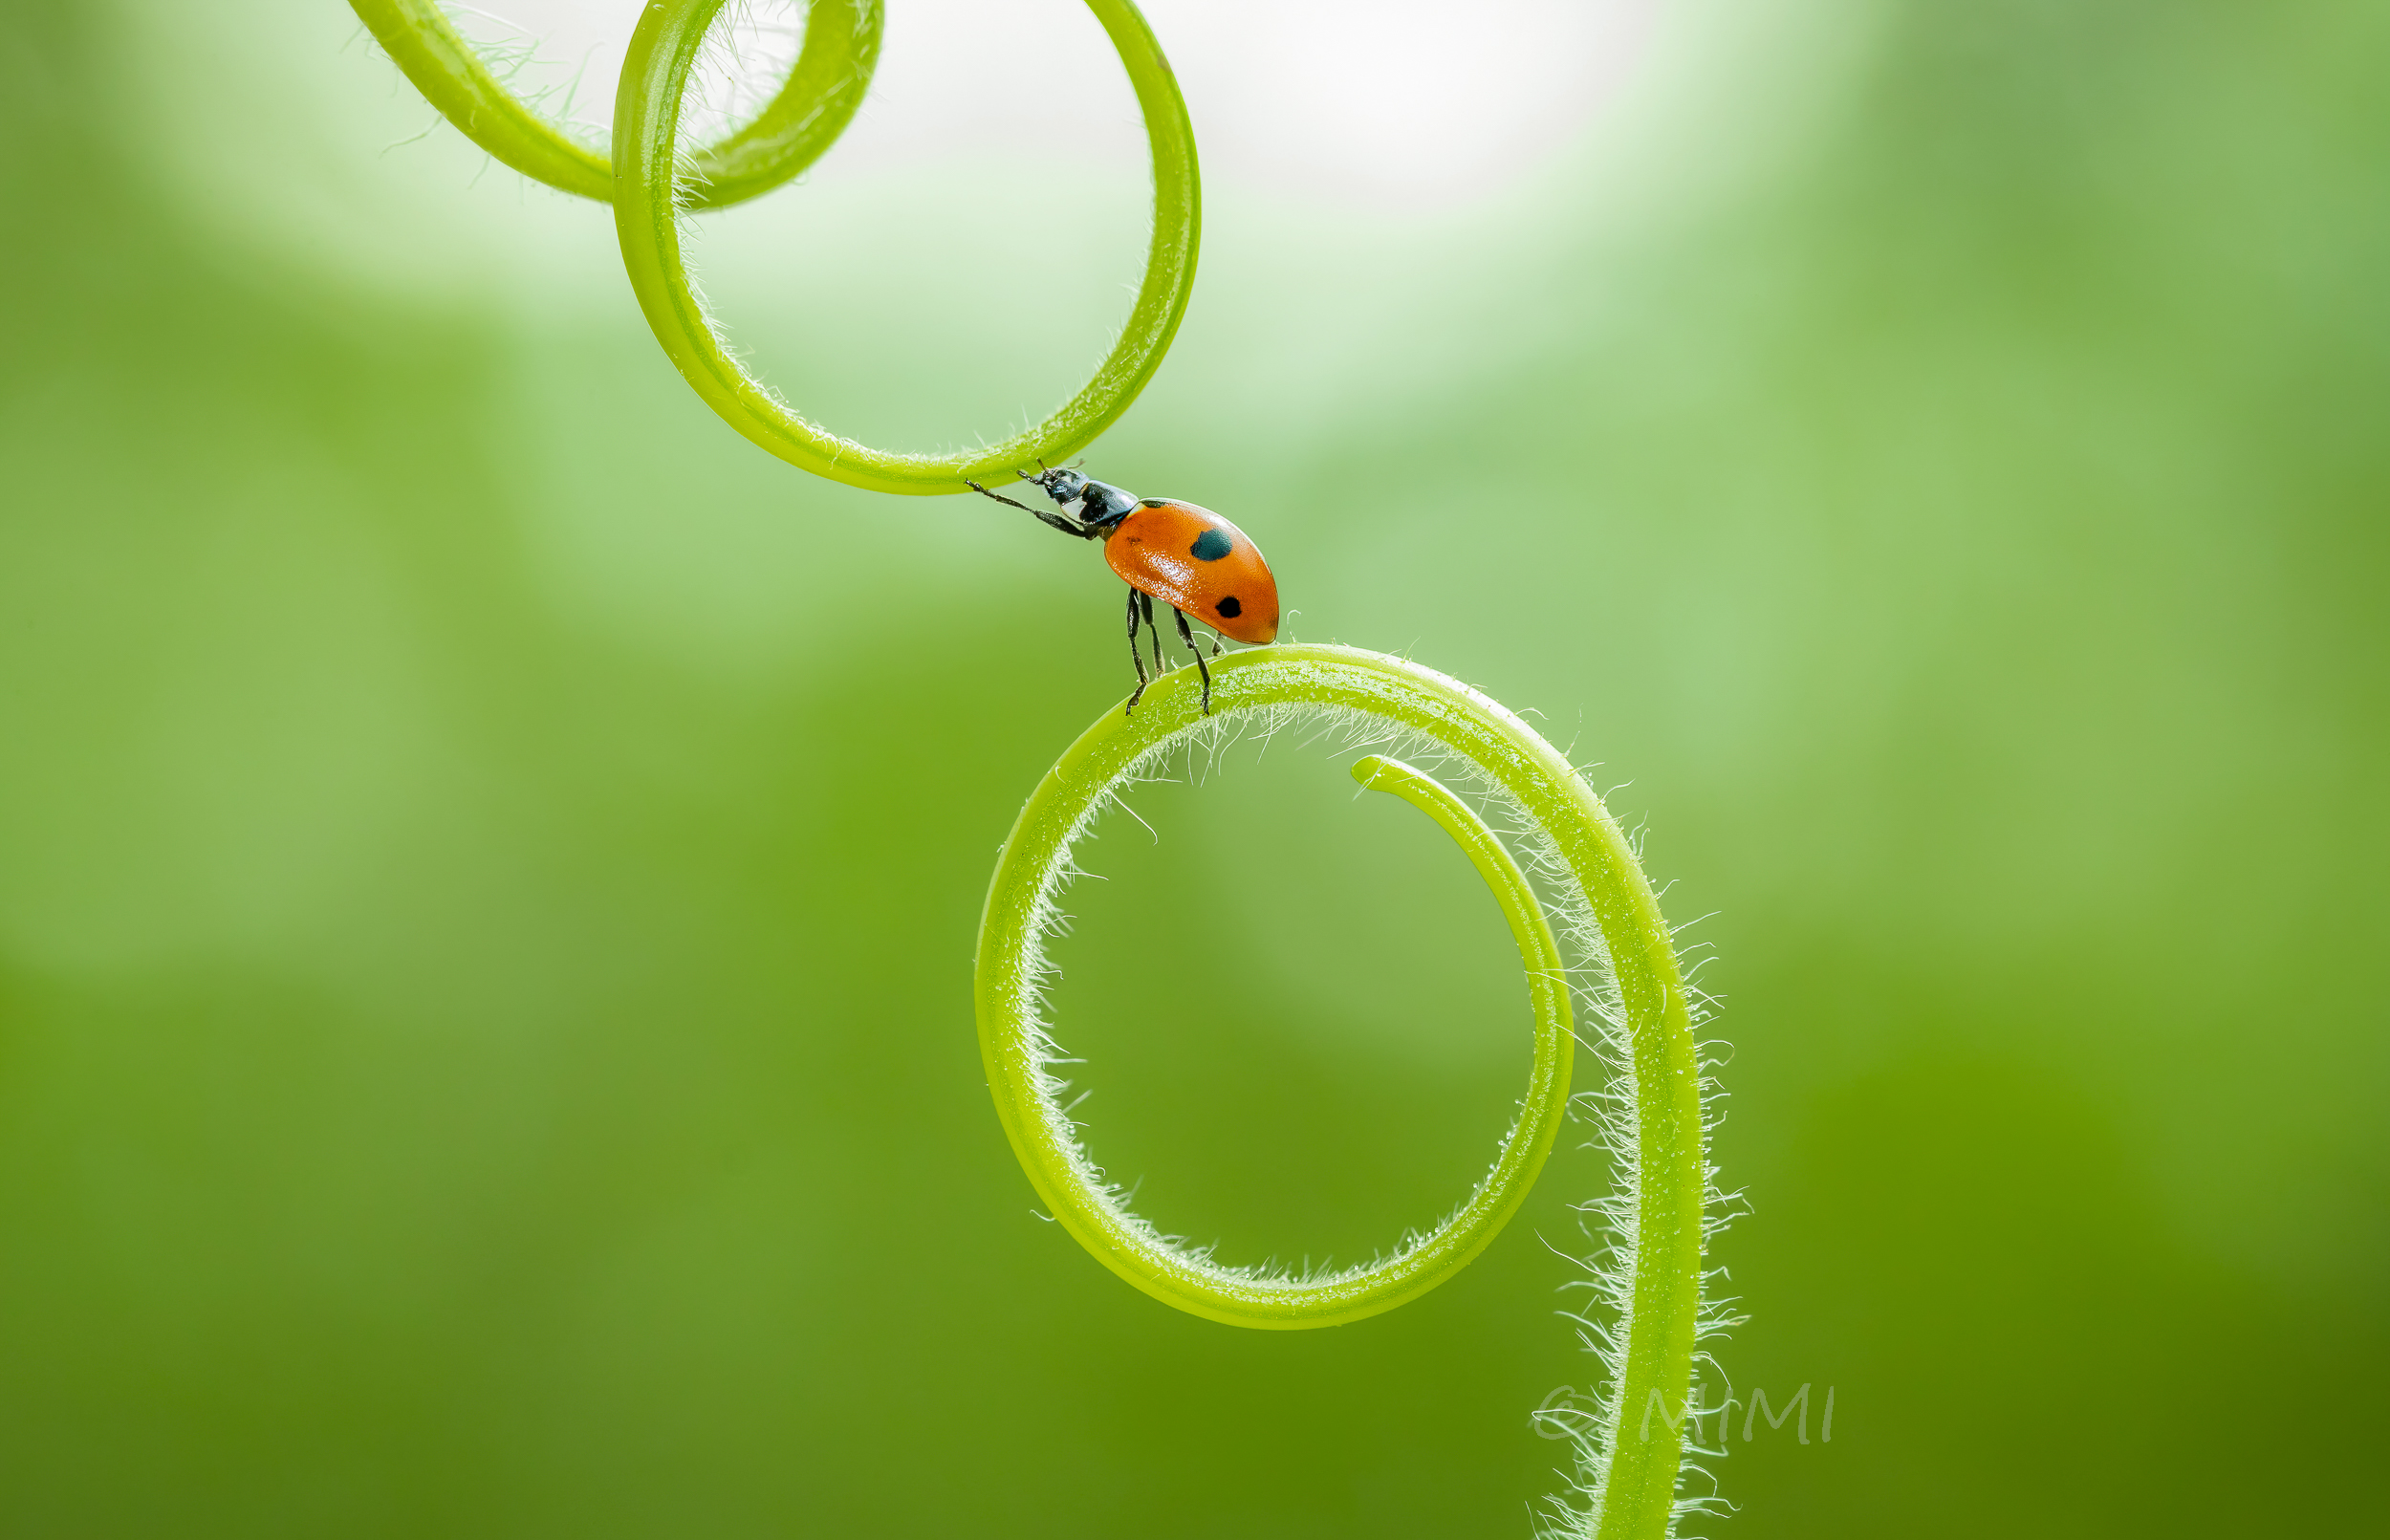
[1190,529,1233,561]
[1216,596,1243,618]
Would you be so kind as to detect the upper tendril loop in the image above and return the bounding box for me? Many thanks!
[613,0,1201,494]
[357,0,1199,495]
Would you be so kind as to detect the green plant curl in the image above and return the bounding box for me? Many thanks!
[348,0,882,209]
[614,0,1200,493]
[355,12,1714,1528]
[974,644,1716,1537]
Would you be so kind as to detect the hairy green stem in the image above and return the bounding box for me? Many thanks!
[974,645,1712,1535]
[614,0,1200,493]
[349,0,881,208]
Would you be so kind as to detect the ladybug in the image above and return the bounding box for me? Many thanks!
[967,466,1279,715]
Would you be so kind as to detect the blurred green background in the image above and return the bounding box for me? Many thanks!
[3,0,2384,1534]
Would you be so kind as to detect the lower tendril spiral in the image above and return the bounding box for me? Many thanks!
[974,645,1721,1536]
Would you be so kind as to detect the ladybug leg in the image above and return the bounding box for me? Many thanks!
[1139,591,1165,678]
[1123,587,1151,715]
[1173,607,1212,715]
[964,478,1040,512]
[965,479,1096,539]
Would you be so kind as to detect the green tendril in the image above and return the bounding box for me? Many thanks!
[357,11,1712,1529]
[348,0,882,209]
[361,0,1194,491]
[975,645,1718,1536]
[615,0,1200,493]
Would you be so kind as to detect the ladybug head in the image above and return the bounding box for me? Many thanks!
[1034,467,1089,506]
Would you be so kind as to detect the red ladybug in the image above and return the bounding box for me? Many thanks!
[967,466,1279,714]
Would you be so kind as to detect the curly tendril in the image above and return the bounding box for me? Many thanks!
[356,11,1716,1529]
[975,645,1722,1537]
[615,0,1200,493]
[348,0,882,209]
[358,0,1196,492]
[989,736,1575,1330]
